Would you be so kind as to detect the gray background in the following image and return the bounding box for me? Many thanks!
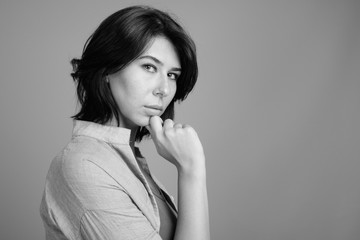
[1,0,359,239]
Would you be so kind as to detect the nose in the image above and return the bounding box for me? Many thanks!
[153,73,170,98]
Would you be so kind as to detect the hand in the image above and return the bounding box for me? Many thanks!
[145,116,205,173]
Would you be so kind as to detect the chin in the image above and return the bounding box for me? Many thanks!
[133,114,162,128]
[135,116,152,127]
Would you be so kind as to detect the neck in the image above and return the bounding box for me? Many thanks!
[129,128,137,151]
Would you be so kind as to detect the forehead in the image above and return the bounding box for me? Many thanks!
[141,36,181,68]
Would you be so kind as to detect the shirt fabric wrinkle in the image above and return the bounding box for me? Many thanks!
[40,120,177,240]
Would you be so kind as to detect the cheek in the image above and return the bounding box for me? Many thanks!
[164,84,176,106]
[163,83,177,109]
[170,82,177,98]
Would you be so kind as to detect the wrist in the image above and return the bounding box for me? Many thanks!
[177,158,207,181]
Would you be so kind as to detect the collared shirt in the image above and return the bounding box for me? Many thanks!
[40,120,177,240]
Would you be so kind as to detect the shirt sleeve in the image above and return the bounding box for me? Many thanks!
[63,157,162,240]
[80,202,162,240]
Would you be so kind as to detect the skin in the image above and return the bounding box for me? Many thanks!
[107,36,180,133]
[108,36,210,240]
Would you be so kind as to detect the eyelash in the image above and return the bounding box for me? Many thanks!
[168,73,179,81]
[143,64,156,72]
[143,64,179,80]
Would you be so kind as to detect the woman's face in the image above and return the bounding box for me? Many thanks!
[108,36,181,129]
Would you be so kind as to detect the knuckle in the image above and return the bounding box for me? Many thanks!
[184,125,193,131]
[164,119,173,124]
[174,127,182,134]
[164,128,174,137]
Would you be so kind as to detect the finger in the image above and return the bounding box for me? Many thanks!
[163,119,174,130]
[148,116,163,136]
[174,123,183,128]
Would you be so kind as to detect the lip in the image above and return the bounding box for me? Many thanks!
[145,105,164,111]
[144,105,163,116]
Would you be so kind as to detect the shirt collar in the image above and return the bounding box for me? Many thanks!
[72,120,131,145]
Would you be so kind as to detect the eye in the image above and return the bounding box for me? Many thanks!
[168,72,179,81]
[143,64,156,73]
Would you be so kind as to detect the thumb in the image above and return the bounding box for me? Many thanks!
[146,116,163,137]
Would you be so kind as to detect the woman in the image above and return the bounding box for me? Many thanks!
[40,5,210,240]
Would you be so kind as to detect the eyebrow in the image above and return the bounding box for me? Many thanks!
[138,55,182,72]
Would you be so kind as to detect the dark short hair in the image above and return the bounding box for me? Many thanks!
[71,5,198,142]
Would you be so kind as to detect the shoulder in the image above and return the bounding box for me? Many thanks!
[58,136,127,183]
[54,135,144,195]
[46,134,150,207]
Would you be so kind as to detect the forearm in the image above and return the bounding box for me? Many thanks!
[173,165,210,240]
[146,117,210,239]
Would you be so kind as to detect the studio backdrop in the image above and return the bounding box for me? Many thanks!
[0,0,359,239]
